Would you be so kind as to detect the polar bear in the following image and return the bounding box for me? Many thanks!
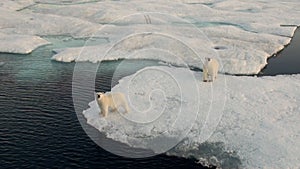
[203,57,219,82]
[96,92,130,117]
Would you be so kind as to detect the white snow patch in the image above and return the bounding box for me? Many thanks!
[0,7,101,38]
[0,0,35,11]
[83,66,300,169]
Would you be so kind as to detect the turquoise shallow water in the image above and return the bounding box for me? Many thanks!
[0,43,210,168]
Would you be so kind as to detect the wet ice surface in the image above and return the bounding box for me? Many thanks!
[83,66,300,169]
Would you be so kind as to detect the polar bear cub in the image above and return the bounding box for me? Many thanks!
[96,92,130,117]
[203,57,219,82]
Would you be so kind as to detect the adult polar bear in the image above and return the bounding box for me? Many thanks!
[96,92,130,117]
[203,58,219,82]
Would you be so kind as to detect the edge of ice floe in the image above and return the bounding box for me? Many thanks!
[0,33,50,54]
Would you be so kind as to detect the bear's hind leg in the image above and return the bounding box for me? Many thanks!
[124,103,130,113]
[111,105,118,113]
[203,67,209,82]
[214,70,218,80]
[211,72,217,82]
[208,74,213,82]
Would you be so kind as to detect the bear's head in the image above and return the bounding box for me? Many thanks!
[205,57,211,62]
[96,92,105,100]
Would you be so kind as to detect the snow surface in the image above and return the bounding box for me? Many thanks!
[83,66,300,169]
[0,0,34,11]
[0,8,101,38]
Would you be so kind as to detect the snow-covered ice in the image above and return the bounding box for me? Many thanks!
[43,0,300,74]
[83,66,300,169]
[51,24,292,74]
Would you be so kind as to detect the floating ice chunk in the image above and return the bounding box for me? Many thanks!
[83,66,300,169]
[0,33,49,54]
[52,44,111,63]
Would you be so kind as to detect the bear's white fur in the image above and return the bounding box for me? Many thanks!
[203,57,219,82]
[96,92,130,117]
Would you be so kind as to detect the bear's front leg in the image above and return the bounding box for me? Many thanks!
[203,68,209,82]
[209,74,214,82]
[101,106,108,117]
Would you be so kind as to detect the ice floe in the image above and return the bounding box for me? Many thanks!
[83,66,300,169]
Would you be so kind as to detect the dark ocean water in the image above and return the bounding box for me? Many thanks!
[0,46,210,169]
[261,27,300,75]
